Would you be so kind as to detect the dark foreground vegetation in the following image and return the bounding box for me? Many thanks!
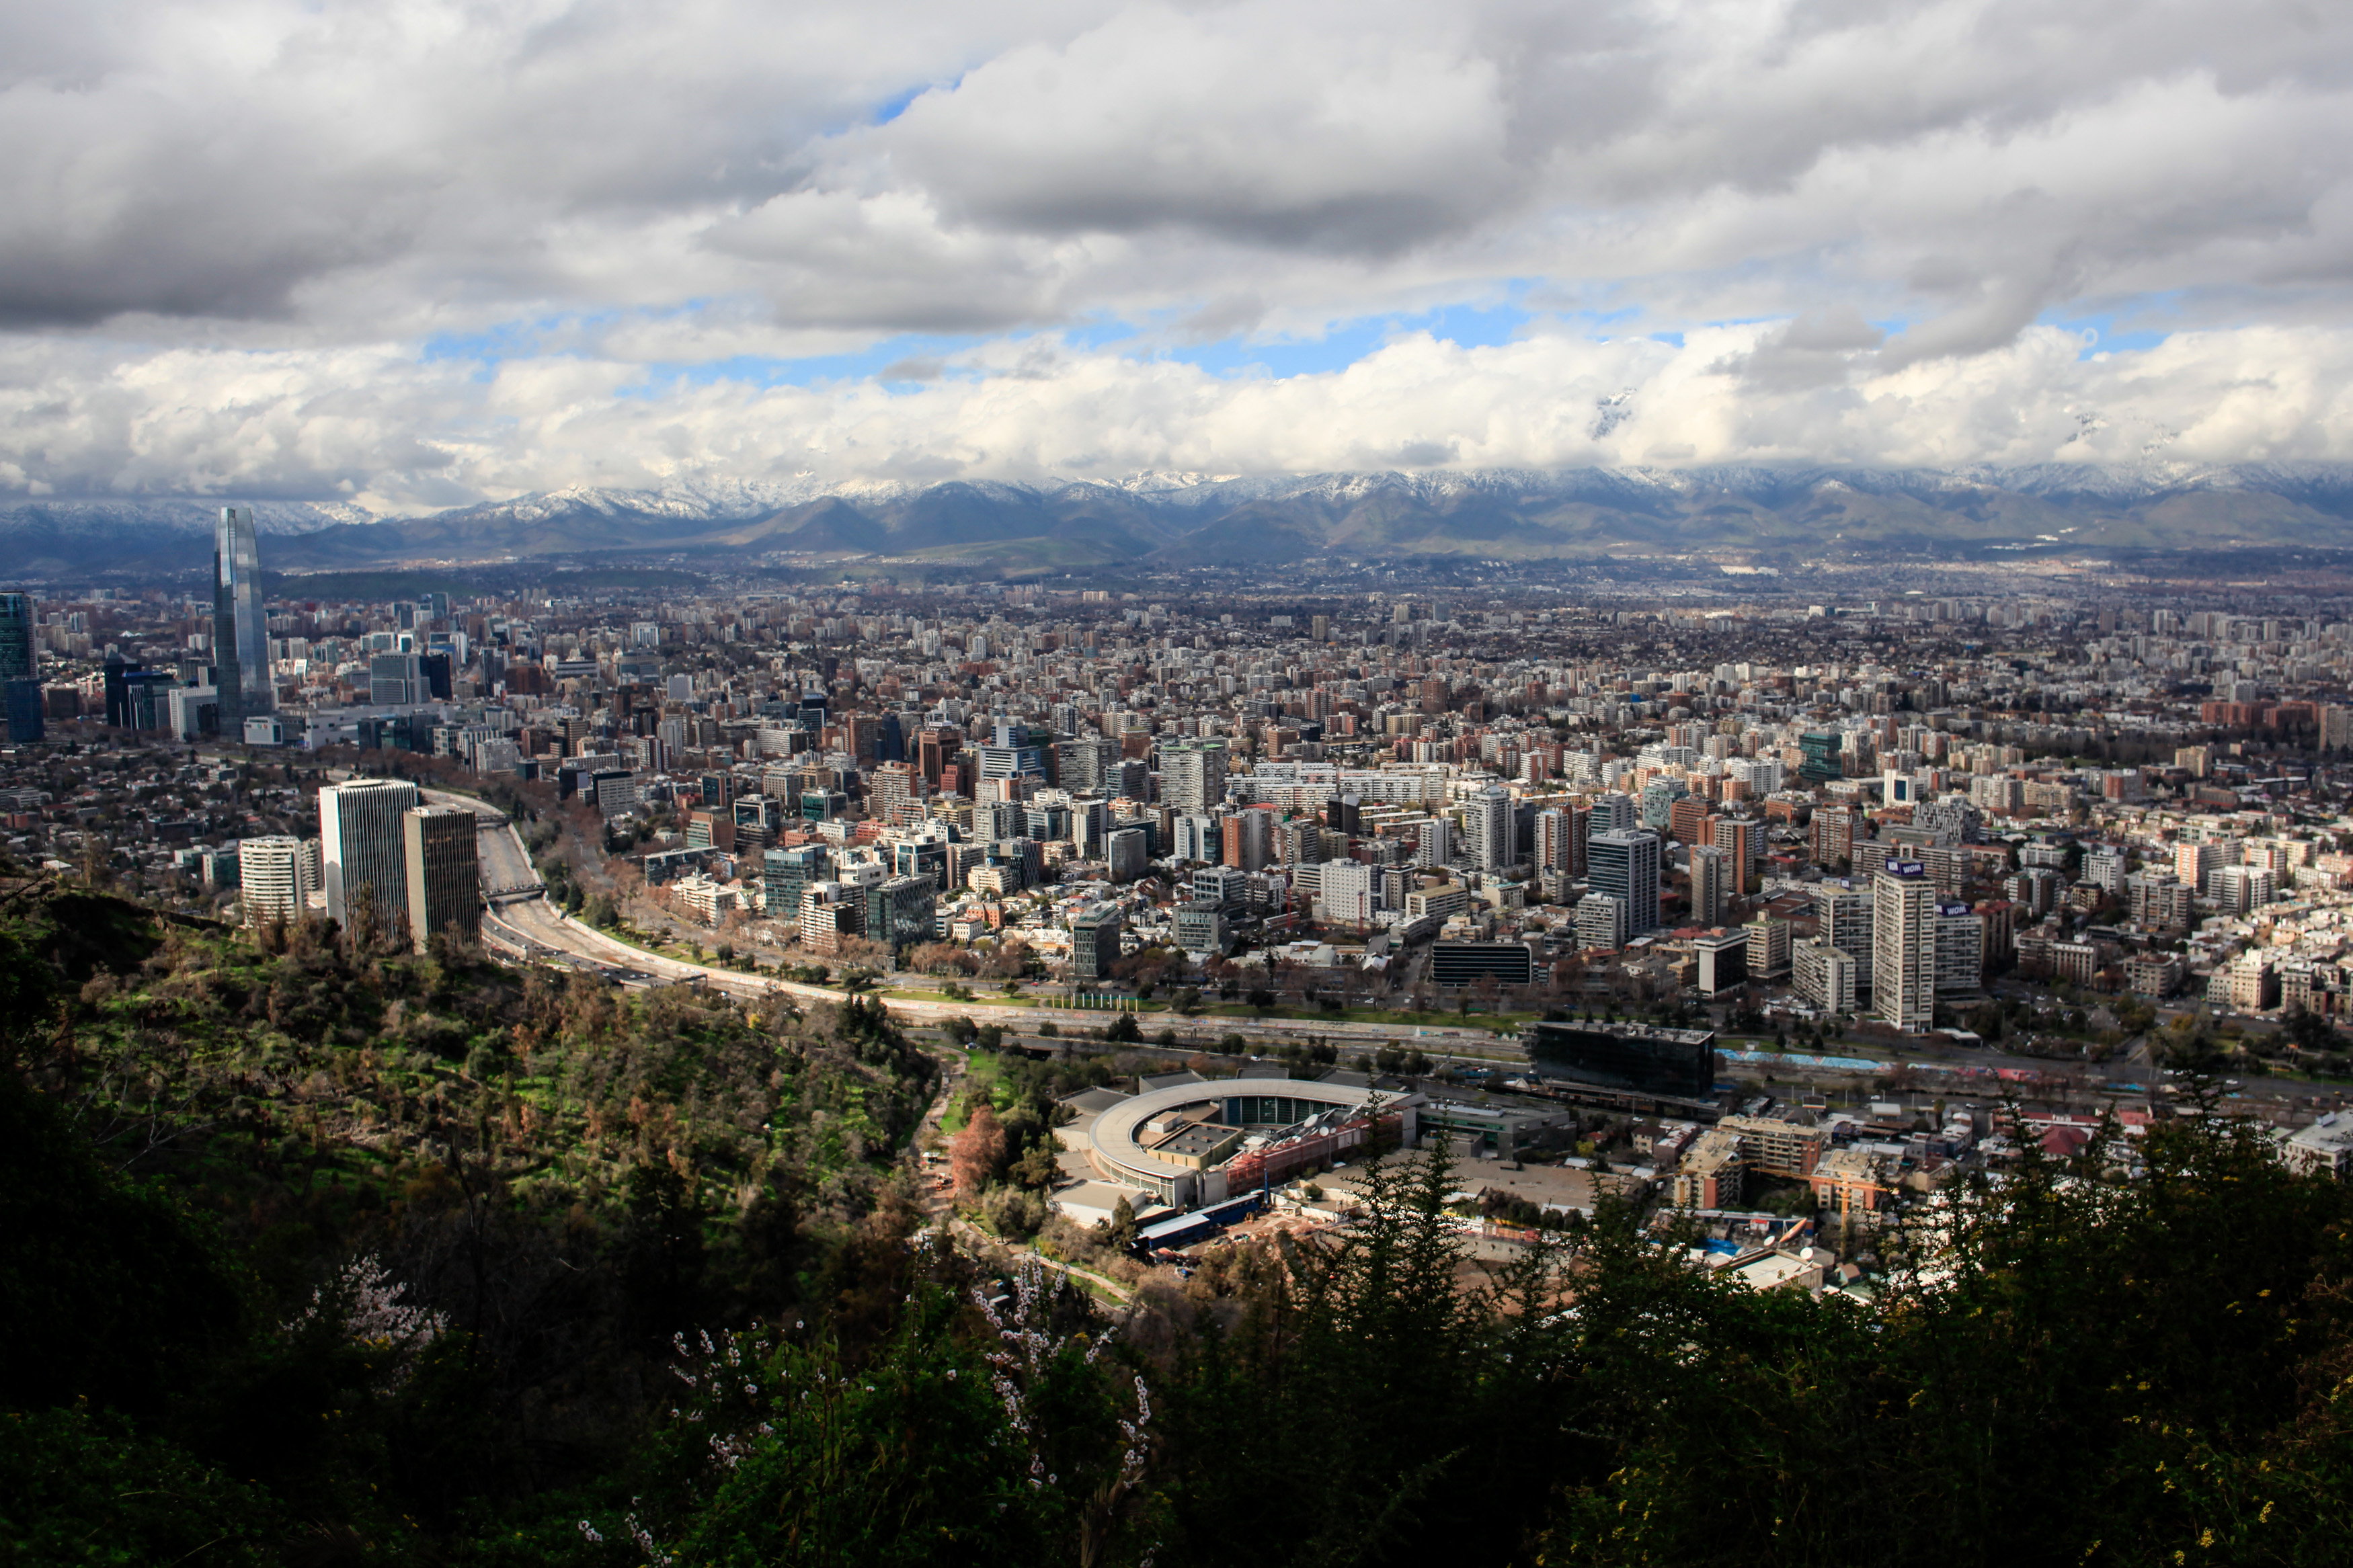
[4,882,2352,1567]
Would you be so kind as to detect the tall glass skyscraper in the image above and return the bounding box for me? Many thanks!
[212,506,271,729]
[0,591,32,683]
[0,591,39,743]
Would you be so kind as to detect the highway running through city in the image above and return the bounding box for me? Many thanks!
[424,787,1525,1063]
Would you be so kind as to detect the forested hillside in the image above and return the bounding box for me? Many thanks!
[5,881,2353,1567]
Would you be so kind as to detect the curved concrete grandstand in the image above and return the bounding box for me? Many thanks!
[1088,1079,1426,1208]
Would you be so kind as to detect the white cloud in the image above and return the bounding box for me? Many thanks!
[4,0,2353,489]
[11,323,2353,508]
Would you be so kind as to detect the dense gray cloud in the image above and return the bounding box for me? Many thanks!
[5,0,2353,497]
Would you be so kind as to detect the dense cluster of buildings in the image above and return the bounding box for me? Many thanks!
[7,532,2353,1224]
[19,531,2353,1034]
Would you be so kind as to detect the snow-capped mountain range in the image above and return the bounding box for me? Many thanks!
[5,462,2353,577]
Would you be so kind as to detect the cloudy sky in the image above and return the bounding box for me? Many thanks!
[6,0,2353,511]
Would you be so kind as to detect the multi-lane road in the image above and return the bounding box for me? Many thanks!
[169,761,1505,1061]
[227,773,2346,1112]
[421,786,1525,1063]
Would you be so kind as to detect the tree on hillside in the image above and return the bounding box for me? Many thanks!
[951,1104,1008,1197]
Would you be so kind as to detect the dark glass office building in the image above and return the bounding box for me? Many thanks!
[212,507,271,730]
[0,592,37,743]
[1525,1020,1718,1100]
[1428,941,1535,988]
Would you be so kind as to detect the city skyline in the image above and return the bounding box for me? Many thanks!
[15,5,2353,1555]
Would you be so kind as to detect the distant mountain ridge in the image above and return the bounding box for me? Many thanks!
[9,462,2353,576]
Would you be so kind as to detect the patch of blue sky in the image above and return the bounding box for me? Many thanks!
[612,321,1145,396]
[420,317,585,378]
[610,336,964,396]
[428,284,1697,396]
[870,81,933,125]
[1155,287,1566,379]
[2040,292,2187,357]
[1166,317,1401,378]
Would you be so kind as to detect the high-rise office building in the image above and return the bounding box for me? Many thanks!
[1588,827,1662,936]
[1107,825,1150,883]
[975,720,1049,788]
[319,778,420,936]
[237,835,317,926]
[212,507,271,729]
[1170,813,1220,862]
[1687,843,1730,926]
[5,680,44,744]
[1222,808,1273,872]
[1415,815,1456,868]
[1589,792,1638,833]
[104,655,175,730]
[1468,784,1514,873]
[1694,929,1748,995]
[370,651,425,706]
[1534,804,1587,878]
[916,727,960,792]
[1054,734,1123,794]
[1872,864,1939,1032]
[764,843,830,919]
[0,591,32,682]
[865,874,938,950]
[1193,864,1248,918]
[403,807,480,951]
[1161,738,1229,814]
[1324,792,1362,836]
[1709,815,1763,889]
[1070,904,1124,983]
[0,591,37,744]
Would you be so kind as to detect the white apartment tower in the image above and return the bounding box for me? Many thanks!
[1587,827,1662,936]
[1161,739,1229,815]
[1319,858,1376,926]
[238,835,317,926]
[1469,784,1514,874]
[1819,881,1875,993]
[1873,864,1939,1032]
[1575,892,1628,950]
